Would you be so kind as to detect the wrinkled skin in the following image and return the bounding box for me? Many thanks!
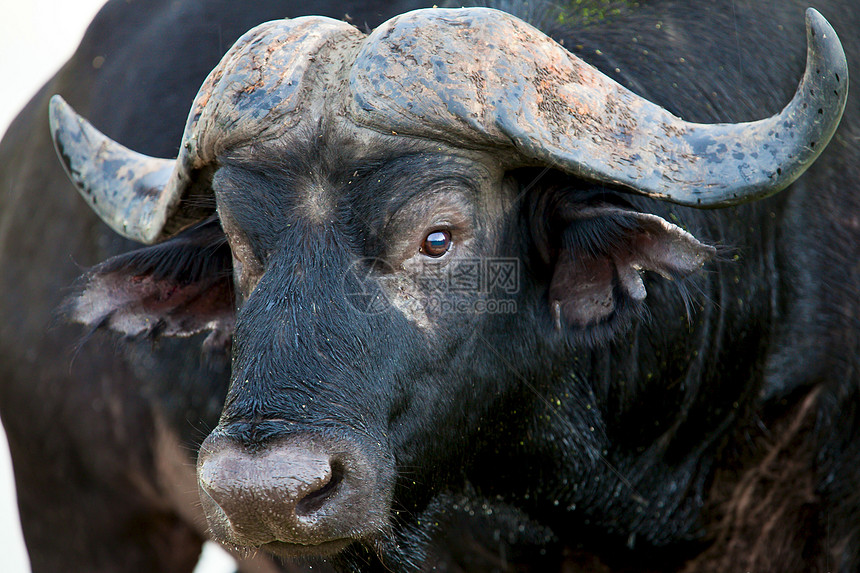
[2,1,860,573]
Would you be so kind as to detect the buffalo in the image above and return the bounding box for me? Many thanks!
[1,0,858,572]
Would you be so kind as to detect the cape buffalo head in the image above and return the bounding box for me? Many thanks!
[50,6,847,565]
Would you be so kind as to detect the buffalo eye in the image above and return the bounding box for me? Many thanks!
[420,230,451,257]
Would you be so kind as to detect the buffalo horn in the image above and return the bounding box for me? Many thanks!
[348,7,848,207]
[49,96,177,243]
[50,16,362,244]
[52,8,849,244]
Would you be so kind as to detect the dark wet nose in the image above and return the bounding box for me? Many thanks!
[197,433,389,554]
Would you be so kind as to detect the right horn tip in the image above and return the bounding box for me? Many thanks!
[804,8,848,85]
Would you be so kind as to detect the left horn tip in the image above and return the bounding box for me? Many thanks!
[46,94,177,245]
[48,95,82,182]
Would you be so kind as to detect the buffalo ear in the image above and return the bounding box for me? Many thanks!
[543,204,715,331]
[67,219,235,348]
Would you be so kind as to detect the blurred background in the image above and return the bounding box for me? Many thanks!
[0,1,234,571]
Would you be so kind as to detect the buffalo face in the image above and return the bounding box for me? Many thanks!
[198,138,518,554]
[193,126,722,556]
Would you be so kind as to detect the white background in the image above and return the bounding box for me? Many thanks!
[0,1,233,571]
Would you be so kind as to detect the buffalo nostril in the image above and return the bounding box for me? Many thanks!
[296,459,344,516]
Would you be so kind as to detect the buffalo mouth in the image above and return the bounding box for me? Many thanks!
[261,538,354,559]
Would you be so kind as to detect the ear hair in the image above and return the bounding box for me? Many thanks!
[530,193,715,343]
[64,218,235,346]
